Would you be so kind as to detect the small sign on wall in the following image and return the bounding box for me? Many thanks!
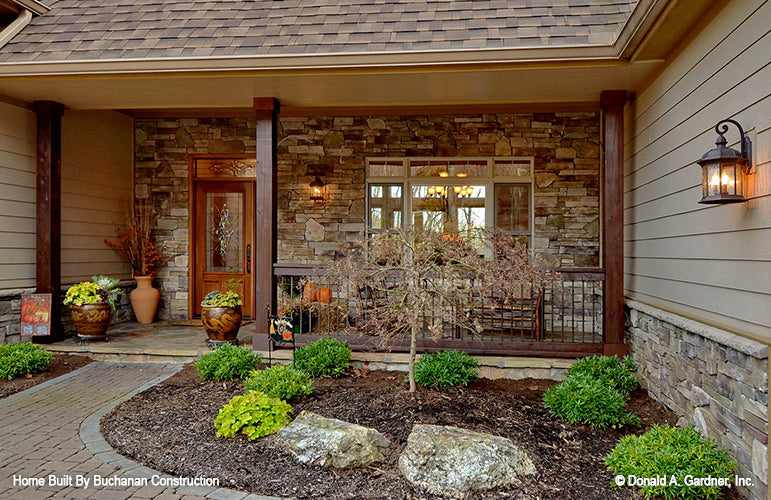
[20,294,52,337]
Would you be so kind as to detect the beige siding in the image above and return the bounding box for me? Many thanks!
[0,101,36,290]
[61,110,133,284]
[624,0,771,342]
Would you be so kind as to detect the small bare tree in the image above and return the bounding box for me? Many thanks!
[327,228,556,392]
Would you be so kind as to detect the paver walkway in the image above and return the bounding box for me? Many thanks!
[0,362,278,500]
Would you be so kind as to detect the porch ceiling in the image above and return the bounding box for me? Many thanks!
[0,57,662,111]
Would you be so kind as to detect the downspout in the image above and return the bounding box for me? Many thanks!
[0,8,31,50]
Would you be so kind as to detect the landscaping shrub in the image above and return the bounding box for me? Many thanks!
[195,344,262,381]
[605,425,736,500]
[244,364,313,401]
[215,391,293,440]
[413,350,479,388]
[294,337,351,378]
[566,355,640,396]
[0,342,53,380]
[543,374,639,429]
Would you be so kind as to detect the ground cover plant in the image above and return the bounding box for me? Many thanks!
[566,354,639,396]
[100,363,709,500]
[544,355,640,429]
[195,344,262,381]
[0,342,53,380]
[0,353,91,400]
[543,374,639,429]
[215,391,293,440]
[244,363,313,401]
[294,337,351,378]
[605,424,736,500]
[413,350,479,388]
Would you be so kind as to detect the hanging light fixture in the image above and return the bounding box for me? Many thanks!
[309,176,326,202]
[696,119,752,204]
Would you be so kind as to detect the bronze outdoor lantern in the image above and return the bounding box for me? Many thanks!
[309,176,326,202]
[697,119,752,204]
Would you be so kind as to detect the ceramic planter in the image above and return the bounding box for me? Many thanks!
[71,303,112,339]
[130,275,160,324]
[201,305,242,346]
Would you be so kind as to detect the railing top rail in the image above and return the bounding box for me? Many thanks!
[274,263,605,281]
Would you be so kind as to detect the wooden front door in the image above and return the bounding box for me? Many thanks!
[193,181,254,318]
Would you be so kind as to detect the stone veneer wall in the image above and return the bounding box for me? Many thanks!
[134,112,600,319]
[626,299,768,500]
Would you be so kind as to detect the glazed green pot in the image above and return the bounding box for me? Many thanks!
[201,305,243,342]
[71,303,112,338]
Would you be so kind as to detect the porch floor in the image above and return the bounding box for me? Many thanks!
[44,320,257,364]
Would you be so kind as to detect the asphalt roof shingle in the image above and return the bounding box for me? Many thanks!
[0,0,637,62]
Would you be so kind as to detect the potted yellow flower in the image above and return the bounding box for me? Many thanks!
[201,279,243,347]
[63,276,122,340]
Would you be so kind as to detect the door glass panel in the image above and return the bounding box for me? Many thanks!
[206,192,243,272]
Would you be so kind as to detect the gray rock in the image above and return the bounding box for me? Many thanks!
[273,411,390,469]
[398,424,536,498]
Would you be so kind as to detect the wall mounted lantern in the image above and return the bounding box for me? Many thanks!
[697,119,753,204]
[309,176,326,202]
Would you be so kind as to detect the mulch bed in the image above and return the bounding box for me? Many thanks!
[0,353,92,400]
[99,364,698,500]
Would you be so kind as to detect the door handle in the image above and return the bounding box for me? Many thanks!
[246,244,252,274]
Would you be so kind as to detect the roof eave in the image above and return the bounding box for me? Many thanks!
[0,44,625,77]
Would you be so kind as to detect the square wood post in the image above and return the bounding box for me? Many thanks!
[32,101,65,342]
[600,90,627,356]
[253,98,280,332]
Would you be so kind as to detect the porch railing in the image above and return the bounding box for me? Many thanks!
[272,263,605,357]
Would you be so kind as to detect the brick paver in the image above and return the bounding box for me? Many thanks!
[0,362,280,500]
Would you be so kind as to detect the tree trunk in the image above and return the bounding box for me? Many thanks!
[409,322,417,392]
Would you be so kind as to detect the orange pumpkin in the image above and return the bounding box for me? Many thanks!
[302,282,318,302]
[316,287,333,303]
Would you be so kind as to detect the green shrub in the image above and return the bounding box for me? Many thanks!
[215,391,293,440]
[605,425,736,500]
[567,355,640,396]
[195,344,262,381]
[413,350,479,388]
[543,374,639,429]
[0,342,53,380]
[244,364,313,401]
[294,337,351,378]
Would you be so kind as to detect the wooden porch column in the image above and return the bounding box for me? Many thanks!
[600,90,627,356]
[32,101,65,342]
[253,97,280,332]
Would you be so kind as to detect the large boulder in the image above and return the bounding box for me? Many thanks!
[273,411,391,469]
[398,424,536,498]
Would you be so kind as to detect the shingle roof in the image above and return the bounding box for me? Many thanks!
[0,0,637,63]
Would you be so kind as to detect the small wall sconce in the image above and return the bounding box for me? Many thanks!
[309,176,325,202]
[697,119,753,204]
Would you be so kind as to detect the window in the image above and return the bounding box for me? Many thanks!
[366,157,533,243]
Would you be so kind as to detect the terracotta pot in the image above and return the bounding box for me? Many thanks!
[201,305,243,342]
[71,303,112,338]
[130,275,160,324]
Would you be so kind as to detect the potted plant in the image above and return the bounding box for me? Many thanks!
[105,200,170,324]
[201,279,243,347]
[63,275,123,340]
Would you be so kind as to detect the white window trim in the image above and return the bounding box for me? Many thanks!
[366,156,534,238]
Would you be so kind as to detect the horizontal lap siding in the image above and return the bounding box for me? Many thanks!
[61,110,133,284]
[624,0,771,342]
[0,102,35,290]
